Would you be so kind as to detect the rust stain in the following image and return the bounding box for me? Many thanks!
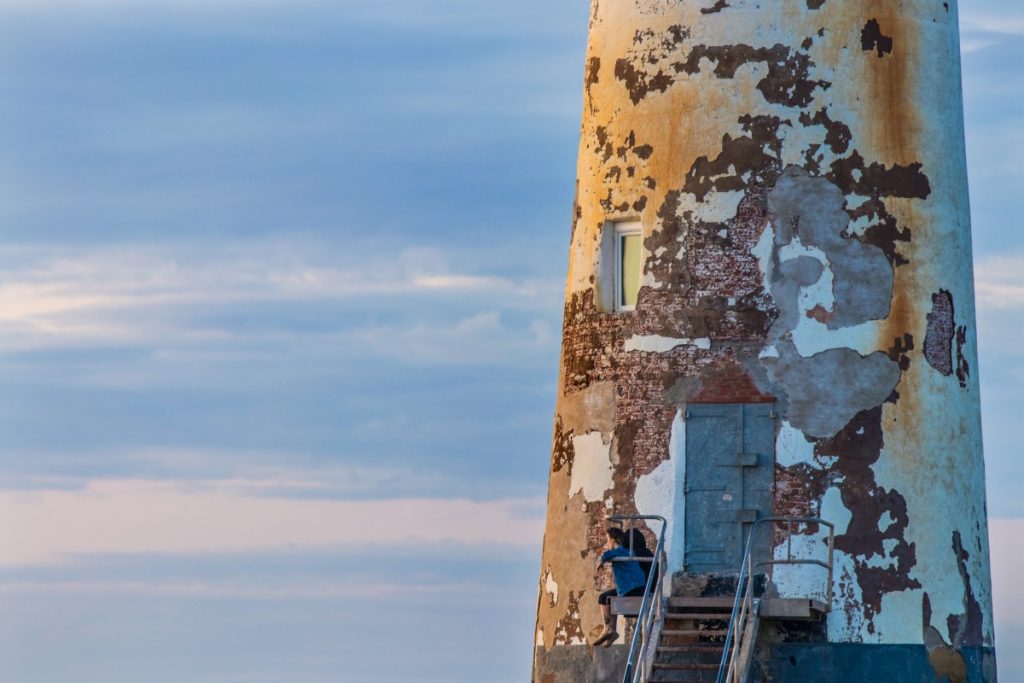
[536,3,987,678]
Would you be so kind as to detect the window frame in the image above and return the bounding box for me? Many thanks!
[614,221,643,312]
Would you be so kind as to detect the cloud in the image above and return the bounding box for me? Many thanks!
[0,478,545,567]
[989,517,1024,683]
[960,12,1024,38]
[0,578,485,601]
[960,38,999,54]
[990,518,1024,617]
[0,0,315,7]
[974,255,1024,310]
[0,449,479,503]
[411,275,509,291]
[0,0,585,37]
[0,242,562,354]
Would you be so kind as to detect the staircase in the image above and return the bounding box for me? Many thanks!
[617,516,834,683]
[649,596,734,682]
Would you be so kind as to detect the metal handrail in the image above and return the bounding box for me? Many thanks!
[717,516,835,683]
[608,514,668,683]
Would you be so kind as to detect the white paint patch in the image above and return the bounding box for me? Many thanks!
[633,410,687,576]
[777,236,829,267]
[667,410,687,574]
[863,550,898,571]
[845,212,874,237]
[818,455,838,468]
[771,529,833,602]
[792,318,887,358]
[868,345,994,645]
[871,589,925,643]
[779,112,843,170]
[569,432,614,503]
[624,334,711,353]
[775,421,817,468]
[759,344,779,359]
[752,218,775,291]
[821,486,852,536]
[544,569,559,606]
[845,194,872,211]
[634,459,674,528]
[828,551,871,643]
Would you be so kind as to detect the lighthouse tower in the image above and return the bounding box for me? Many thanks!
[533,1,996,681]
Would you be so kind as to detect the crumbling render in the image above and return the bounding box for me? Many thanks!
[534,2,994,680]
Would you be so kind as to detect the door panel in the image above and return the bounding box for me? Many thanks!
[684,403,776,574]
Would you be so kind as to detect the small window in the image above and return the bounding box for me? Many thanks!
[615,222,642,311]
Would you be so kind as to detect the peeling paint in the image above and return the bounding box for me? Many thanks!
[924,289,955,376]
[536,1,994,679]
[569,432,614,504]
[861,19,895,58]
[545,568,560,608]
[623,334,711,352]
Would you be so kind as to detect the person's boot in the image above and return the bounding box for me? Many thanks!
[593,614,618,648]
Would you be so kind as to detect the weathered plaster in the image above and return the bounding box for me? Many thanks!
[623,334,711,352]
[770,528,833,602]
[924,289,956,376]
[535,1,994,679]
[767,343,901,439]
[545,568,560,608]
[633,409,687,573]
[775,420,817,469]
[569,432,615,503]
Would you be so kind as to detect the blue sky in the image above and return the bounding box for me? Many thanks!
[0,1,1020,681]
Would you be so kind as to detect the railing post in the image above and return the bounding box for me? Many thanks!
[718,517,837,683]
[827,524,835,606]
[608,514,667,683]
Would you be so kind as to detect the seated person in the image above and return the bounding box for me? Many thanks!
[629,527,658,587]
[594,526,646,647]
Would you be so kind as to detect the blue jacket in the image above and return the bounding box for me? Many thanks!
[600,546,647,596]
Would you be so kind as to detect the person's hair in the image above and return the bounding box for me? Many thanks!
[629,528,650,553]
[606,526,629,546]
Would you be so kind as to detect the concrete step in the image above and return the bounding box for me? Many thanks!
[655,651,723,668]
[649,671,716,683]
[664,612,731,621]
[668,597,735,610]
[657,645,725,654]
[654,661,719,671]
[662,629,729,637]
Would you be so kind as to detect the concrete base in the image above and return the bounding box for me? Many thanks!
[533,644,629,683]
[755,643,997,683]
[534,639,997,683]
[672,571,766,599]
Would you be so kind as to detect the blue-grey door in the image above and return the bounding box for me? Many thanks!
[684,403,775,574]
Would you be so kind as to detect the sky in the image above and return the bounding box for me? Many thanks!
[0,1,1020,682]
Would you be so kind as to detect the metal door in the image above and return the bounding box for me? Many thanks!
[684,403,775,574]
